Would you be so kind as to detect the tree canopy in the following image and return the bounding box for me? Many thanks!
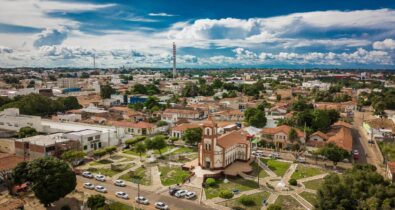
[13,157,76,206]
[316,164,395,210]
[183,127,203,145]
[100,84,116,99]
[18,126,38,138]
[318,143,350,167]
[244,107,267,128]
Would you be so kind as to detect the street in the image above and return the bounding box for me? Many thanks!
[77,176,215,210]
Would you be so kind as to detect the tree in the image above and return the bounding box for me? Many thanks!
[144,96,161,113]
[212,79,223,89]
[58,96,82,110]
[13,157,76,207]
[93,149,107,158]
[316,164,395,210]
[18,126,37,138]
[288,128,298,143]
[219,189,233,199]
[205,178,216,187]
[373,101,387,118]
[239,195,256,206]
[87,194,106,210]
[318,143,350,168]
[267,204,282,210]
[183,127,203,145]
[182,82,199,97]
[135,142,146,159]
[61,150,86,167]
[288,178,297,186]
[0,169,14,194]
[244,108,267,128]
[100,84,116,99]
[105,146,117,157]
[148,135,167,156]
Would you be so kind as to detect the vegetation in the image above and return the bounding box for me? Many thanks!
[17,126,37,138]
[318,143,350,168]
[303,178,325,190]
[316,164,395,210]
[146,135,167,156]
[205,178,216,187]
[244,107,267,128]
[87,194,106,210]
[250,162,269,178]
[132,83,160,95]
[291,165,326,180]
[299,191,317,206]
[61,150,86,166]
[13,157,76,207]
[134,142,146,158]
[267,204,282,210]
[124,136,146,146]
[182,127,202,145]
[274,195,305,210]
[204,178,259,199]
[288,178,297,186]
[159,166,190,186]
[378,141,395,161]
[0,94,81,116]
[100,84,116,99]
[119,167,151,185]
[219,189,234,199]
[260,159,291,177]
[221,192,270,210]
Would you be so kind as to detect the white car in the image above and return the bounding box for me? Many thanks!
[83,182,94,190]
[95,185,107,193]
[135,196,149,205]
[114,180,125,187]
[115,191,129,199]
[95,174,106,182]
[270,152,280,159]
[155,202,169,210]
[175,190,187,198]
[82,171,93,178]
[296,157,306,163]
[185,191,196,199]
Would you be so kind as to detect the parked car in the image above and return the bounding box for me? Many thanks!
[353,150,360,160]
[114,180,126,187]
[175,190,187,198]
[185,191,196,199]
[115,191,129,199]
[296,157,306,163]
[169,187,180,196]
[135,196,149,205]
[82,171,93,178]
[95,175,106,182]
[270,152,280,159]
[155,202,169,210]
[83,182,94,190]
[95,185,107,193]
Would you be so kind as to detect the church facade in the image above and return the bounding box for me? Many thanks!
[198,118,252,170]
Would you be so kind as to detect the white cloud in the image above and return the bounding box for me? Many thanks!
[148,13,176,17]
[0,46,13,54]
[373,39,395,50]
[33,27,69,48]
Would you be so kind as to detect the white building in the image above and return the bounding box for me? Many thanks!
[63,130,104,152]
[0,108,43,132]
[302,80,331,91]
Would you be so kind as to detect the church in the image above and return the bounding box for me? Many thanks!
[198,117,252,170]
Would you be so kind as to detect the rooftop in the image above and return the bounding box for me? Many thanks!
[16,133,70,146]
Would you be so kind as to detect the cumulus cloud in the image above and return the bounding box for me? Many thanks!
[0,46,13,54]
[33,27,69,48]
[373,39,395,50]
[38,45,95,59]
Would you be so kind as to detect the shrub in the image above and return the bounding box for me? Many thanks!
[289,178,297,186]
[219,189,234,199]
[205,178,216,187]
[239,195,256,206]
[87,194,106,209]
[267,204,282,210]
[125,136,146,146]
[93,149,106,158]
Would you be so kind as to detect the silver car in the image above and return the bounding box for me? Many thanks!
[83,182,94,190]
[175,190,187,198]
[95,185,107,193]
[185,191,196,199]
[82,171,93,178]
[95,174,106,182]
[155,202,169,210]
[115,191,129,199]
[135,196,149,205]
[114,180,126,187]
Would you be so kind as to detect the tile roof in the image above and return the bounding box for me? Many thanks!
[172,123,201,132]
[217,130,249,149]
[310,131,329,140]
[261,125,304,138]
[327,127,353,152]
[332,121,353,129]
[108,120,155,129]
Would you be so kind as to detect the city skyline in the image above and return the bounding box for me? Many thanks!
[0,0,394,68]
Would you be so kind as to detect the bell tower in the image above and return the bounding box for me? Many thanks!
[200,116,217,169]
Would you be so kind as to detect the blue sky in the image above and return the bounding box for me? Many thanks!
[0,0,394,68]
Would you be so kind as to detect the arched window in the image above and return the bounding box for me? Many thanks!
[205,127,212,136]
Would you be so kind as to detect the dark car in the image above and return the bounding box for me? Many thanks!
[169,187,180,196]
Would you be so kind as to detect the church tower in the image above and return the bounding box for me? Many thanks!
[199,116,217,169]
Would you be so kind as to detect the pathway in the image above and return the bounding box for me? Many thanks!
[282,163,298,184]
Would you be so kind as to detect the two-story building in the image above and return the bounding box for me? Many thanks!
[261,125,305,150]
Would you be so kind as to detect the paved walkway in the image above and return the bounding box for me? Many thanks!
[256,158,277,177]
[298,173,328,183]
[282,163,298,184]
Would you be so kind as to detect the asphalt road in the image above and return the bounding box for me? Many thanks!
[77,176,215,210]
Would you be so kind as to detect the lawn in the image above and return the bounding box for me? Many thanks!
[87,167,120,177]
[260,158,291,177]
[159,166,191,186]
[299,191,317,206]
[109,155,124,160]
[119,167,151,185]
[153,146,176,155]
[204,178,260,199]
[98,202,142,210]
[89,159,113,166]
[379,141,395,161]
[250,162,269,178]
[291,165,326,180]
[171,147,196,155]
[123,149,146,157]
[274,195,305,210]
[302,178,325,191]
[220,192,271,210]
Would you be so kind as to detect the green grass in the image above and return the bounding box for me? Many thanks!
[260,158,291,177]
[171,147,196,155]
[291,165,326,180]
[274,195,305,210]
[98,202,141,210]
[123,149,146,157]
[89,159,113,165]
[119,167,151,185]
[250,162,269,178]
[220,192,271,210]
[303,178,324,191]
[299,191,317,206]
[109,155,124,160]
[153,146,176,155]
[204,178,260,199]
[379,141,395,161]
[159,166,191,186]
[87,168,120,177]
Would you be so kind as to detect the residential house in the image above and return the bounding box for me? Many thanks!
[63,130,104,152]
[261,125,305,149]
[212,109,244,122]
[108,120,156,136]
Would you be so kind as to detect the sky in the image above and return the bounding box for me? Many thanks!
[0,0,395,69]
